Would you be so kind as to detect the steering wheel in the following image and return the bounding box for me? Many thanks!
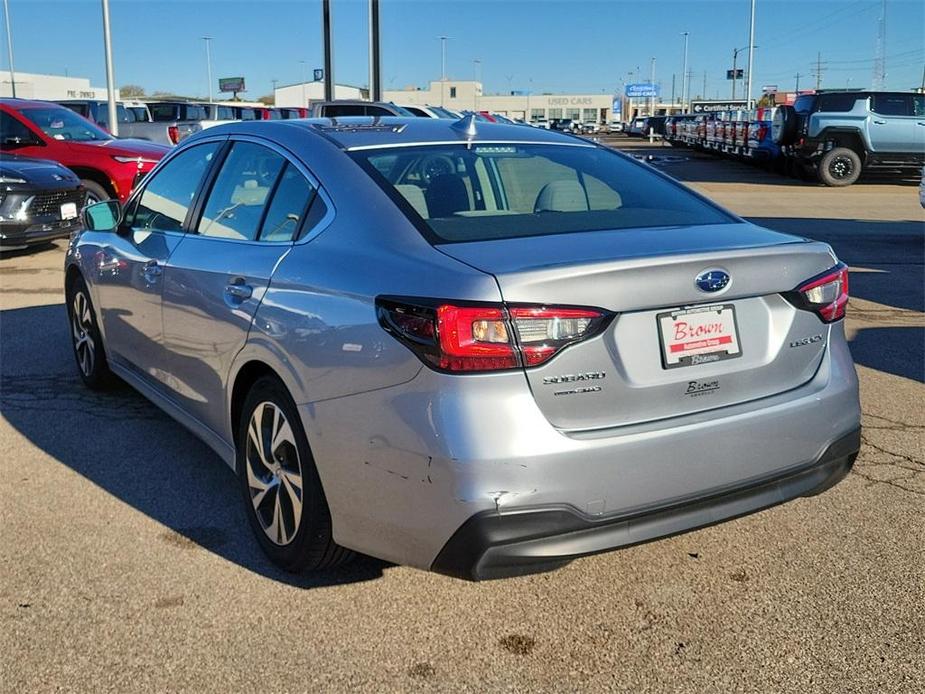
[419,155,455,184]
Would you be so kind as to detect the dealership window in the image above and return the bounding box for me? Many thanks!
[548,108,563,119]
[450,87,457,99]
[582,108,597,123]
[530,109,545,121]
[566,108,580,120]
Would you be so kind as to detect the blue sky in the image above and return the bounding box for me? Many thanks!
[4,0,924,100]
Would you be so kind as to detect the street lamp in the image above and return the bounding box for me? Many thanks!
[437,36,452,106]
[473,58,481,110]
[299,60,307,107]
[100,0,118,136]
[680,32,689,112]
[202,36,214,103]
[2,0,15,98]
[745,0,756,109]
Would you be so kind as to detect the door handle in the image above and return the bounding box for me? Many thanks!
[142,260,162,280]
[872,119,887,125]
[224,277,253,301]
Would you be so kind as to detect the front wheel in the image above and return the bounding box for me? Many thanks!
[80,179,110,204]
[817,147,862,187]
[66,274,116,390]
[237,376,353,572]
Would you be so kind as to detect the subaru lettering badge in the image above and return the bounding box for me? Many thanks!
[695,269,730,293]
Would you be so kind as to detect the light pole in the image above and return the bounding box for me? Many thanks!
[649,57,655,115]
[438,36,452,106]
[299,61,307,107]
[100,0,118,136]
[745,0,756,108]
[473,58,481,110]
[271,78,278,104]
[680,31,689,113]
[202,36,214,103]
[2,0,15,98]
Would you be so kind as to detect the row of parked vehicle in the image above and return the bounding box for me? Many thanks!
[662,90,925,187]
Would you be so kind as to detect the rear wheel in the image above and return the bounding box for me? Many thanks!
[66,274,116,390]
[237,376,352,572]
[817,147,862,187]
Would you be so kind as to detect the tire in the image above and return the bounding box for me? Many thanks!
[66,274,116,390]
[817,147,862,187]
[80,179,110,205]
[237,375,353,572]
[772,106,797,145]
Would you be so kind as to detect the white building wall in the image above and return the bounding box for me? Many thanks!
[0,72,119,100]
[274,82,366,108]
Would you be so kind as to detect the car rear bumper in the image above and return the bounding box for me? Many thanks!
[303,321,860,575]
[431,427,859,580]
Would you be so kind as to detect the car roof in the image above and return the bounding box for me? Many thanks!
[202,116,594,151]
[0,98,68,109]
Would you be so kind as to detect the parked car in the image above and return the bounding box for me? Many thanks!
[606,121,623,133]
[309,100,414,118]
[746,107,781,163]
[0,154,85,250]
[773,91,925,186]
[554,118,577,132]
[67,115,860,580]
[626,117,647,137]
[401,105,450,119]
[579,121,601,134]
[55,99,201,146]
[0,99,168,203]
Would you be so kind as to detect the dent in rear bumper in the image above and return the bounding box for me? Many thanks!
[432,428,860,580]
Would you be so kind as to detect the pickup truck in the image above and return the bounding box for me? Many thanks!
[55,99,200,146]
[773,91,925,186]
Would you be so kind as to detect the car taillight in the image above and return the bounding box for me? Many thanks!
[168,125,180,144]
[376,298,611,372]
[784,264,849,323]
[757,124,768,141]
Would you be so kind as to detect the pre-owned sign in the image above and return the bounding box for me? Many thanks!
[219,77,245,93]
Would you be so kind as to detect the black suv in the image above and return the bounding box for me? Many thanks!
[772,91,925,186]
[0,155,85,251]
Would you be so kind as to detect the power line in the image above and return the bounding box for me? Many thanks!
[811,52,827,90]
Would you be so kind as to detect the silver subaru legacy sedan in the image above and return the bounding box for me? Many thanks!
[66,116,860,580]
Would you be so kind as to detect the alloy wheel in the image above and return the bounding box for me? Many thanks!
[70,291,95,377]
[245,402,304,546]
[829,156,853,180]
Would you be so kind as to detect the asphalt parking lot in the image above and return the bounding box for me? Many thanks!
[2,141,923,693]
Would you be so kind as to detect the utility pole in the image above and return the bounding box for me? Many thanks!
[473,58,481,110]
[368,0,381,101]
[680,32,689,112]
[299,60,307,107]
[322,0,334,100]
[812,52,825,90]
[271,78,278,103]
[732,48,739,100]
[745,0,756,108]
[202,36,214,103]
[2,0,15,97]
[649,57,655,115]
[671,73,676,105]
[702,71,707,101]
[794,72,801,92]
[100,0,118,136]
[872,0,886,90]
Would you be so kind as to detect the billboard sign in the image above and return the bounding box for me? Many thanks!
[625,83,659,98]
[690,100,748,113]
[762,84,778,94]
[219,77,246,93]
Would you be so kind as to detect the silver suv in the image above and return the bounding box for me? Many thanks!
[67,116,861,580]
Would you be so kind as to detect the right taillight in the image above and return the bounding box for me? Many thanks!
[167,125,180,144]
[376,298,611,373]
[785,264,849,323]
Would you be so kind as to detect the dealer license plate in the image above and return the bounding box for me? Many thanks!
[657,304,742,369]
[60,202,78,220]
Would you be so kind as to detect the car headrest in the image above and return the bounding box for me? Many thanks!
[534,180,589,213]
[425,174,469,218]
[395,184,429,219]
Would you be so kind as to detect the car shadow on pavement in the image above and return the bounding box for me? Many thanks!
[847,326,924,383]
[0,303,391,589]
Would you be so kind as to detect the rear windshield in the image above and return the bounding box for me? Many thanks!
[353,143,733,243]
[21,106,111,142]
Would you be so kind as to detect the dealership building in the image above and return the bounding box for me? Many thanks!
[274,81,367,108]
[384,80,616,124]
[0,71,119,100]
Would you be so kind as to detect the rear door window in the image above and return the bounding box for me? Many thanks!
[325,104,366,117]
[872,95,911,116]
[259,164,318,242]
[196,142,285,240]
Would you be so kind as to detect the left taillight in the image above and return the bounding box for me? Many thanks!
[376,298,611,373]
[785,263,849,323]
[167,125,180,144]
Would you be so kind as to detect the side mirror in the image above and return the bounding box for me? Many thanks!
[82,199,122,232]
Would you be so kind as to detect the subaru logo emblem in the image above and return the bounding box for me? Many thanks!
[695,269,730,293]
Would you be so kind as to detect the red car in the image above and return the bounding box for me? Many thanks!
[0,99,168,204]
